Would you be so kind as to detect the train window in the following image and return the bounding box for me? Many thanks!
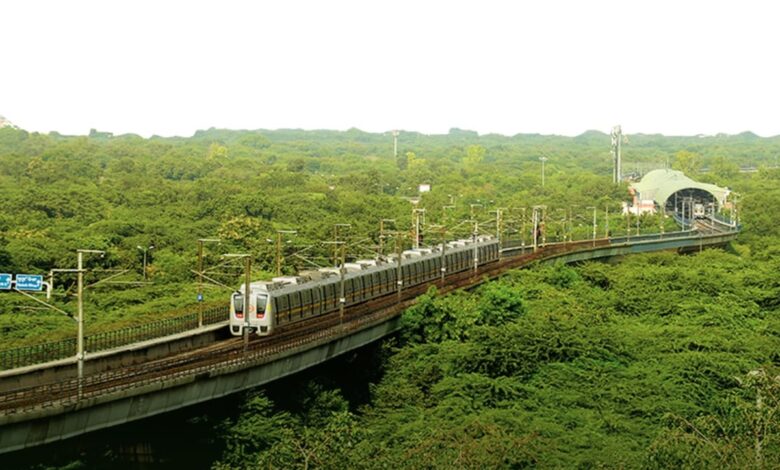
[232,293,243,318]
[255,295,267,318]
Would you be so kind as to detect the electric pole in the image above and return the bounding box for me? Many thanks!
[333,224,351,265]
[611,125,623,184]
[196,238,220,328]
[76,248,105,399]
[379,218,395,258]
[275,230,297,276]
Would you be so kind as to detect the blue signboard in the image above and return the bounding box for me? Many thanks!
[0,274,11,290]
[15,274,43,292]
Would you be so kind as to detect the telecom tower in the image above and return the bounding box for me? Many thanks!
[392,130,399,159]
[611,125,622,184]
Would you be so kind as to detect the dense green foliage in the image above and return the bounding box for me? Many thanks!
[213,250,780,468]
[2,125,780,468]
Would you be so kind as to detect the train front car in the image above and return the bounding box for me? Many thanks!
[229,282,275,337]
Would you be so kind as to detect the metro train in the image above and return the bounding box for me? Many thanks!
[229,236,500,336]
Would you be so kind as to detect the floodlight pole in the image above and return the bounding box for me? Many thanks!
[76,248,105,399]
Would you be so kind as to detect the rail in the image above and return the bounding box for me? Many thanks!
[0,304,228,370]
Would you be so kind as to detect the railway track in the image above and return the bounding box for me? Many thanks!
[0,234,722,416]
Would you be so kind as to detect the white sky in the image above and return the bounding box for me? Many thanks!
[2,0,779,137]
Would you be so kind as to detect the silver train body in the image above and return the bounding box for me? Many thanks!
[229,236,500,336]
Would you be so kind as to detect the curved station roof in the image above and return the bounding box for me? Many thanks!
[630,169,730,207]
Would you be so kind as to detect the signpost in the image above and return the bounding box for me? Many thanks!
[15,274,44,291]
[0,273,11,290]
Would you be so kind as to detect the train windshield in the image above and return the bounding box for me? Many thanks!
[256,295,268,318]
[232,293,244,317]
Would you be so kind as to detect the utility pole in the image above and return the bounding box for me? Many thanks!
[394,233,403,303]
[521,207,527,247]
[392,130,399,159]
[197,238,220,328]
[470,203,483,221]
[472,218,479,275]
[136,245,154,281]
[275,230,297,276]
[539,156,548,189]
[379,219,395,258]
[413,208,426,249]
[338,243,346,326]
[442,205,455,225]
[611,125,623,184]
[660,205,666,238]
[242,256,251,351]
[76,248,105,399]
[626,207,631,241]
[605,205,610,238]
[333,223,351,266]
[532,205,545,251]
[490,208,505,243]
[429,224,447,283]
[587,206,597,247]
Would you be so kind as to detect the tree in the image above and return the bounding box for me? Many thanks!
[672,150,702,175]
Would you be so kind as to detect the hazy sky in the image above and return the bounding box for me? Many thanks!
[2,1,779,137]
